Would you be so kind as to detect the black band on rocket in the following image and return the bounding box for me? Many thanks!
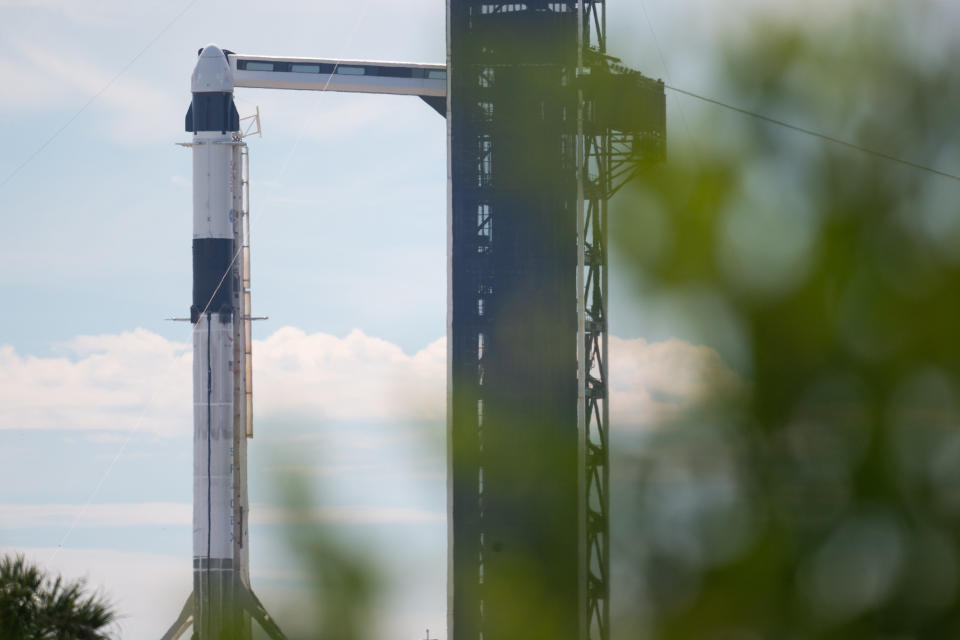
[192,238,235,321]
[185,92,240,134]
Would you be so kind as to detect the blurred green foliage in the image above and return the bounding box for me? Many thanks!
[266,477,382,640]
[613,4,960,638]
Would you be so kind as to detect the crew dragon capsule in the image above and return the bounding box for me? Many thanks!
[163,44,282,640]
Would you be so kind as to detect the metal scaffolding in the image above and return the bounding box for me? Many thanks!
[579,7,665,640]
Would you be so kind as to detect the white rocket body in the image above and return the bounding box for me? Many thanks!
[193,313,236,561]
[188,44,250,639]
[165,43,290,640]
[192,130,240,566]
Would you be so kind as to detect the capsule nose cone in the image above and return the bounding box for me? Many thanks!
[192,44,233,93]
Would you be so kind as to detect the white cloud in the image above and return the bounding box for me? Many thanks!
[609,335,744,430]
[0,0,444,148]
[0,0,172,27]
[254,327,444,422]
[0,327,445,437]
[252,504,443,526]
[0,0,441,28]
[0,329,191,437]
[0,37,182,143]
[0,327,739,437]
[0,502,190,529]
[0,502,440,529]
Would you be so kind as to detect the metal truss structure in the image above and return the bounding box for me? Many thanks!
[578,7,665,640]
[577,6,611,640]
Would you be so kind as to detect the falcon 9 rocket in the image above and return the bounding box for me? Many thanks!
[163,44,283,640]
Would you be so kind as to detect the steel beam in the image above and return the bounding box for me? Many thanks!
[230,55,446,97]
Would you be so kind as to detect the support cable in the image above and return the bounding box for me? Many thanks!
[638,0,700,162]
[0,0,205,190]
[47,244,243,564]
[630,0,957,183]
[663,84,960,182]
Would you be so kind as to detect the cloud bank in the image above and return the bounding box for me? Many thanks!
[609,335,743,429]
[0,502,440,529]
[0,327,739,437]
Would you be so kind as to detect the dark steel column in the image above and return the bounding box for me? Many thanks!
[448,4,580,640]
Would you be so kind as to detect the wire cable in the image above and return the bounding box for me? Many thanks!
[638,0,700,162]
[0,0,204,191]
[48,244,242,563]
[46,387,164,563]
[663,84,960,182]
[630,0,958,182]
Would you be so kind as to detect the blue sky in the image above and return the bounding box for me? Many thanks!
[4,0,941,638]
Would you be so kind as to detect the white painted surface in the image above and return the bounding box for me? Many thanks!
[231,55,446,97]
[192,133,235,240]
[231,54,444,71]
[192,314,236,560]
[192,44,234,93]
[234,71,446,96]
